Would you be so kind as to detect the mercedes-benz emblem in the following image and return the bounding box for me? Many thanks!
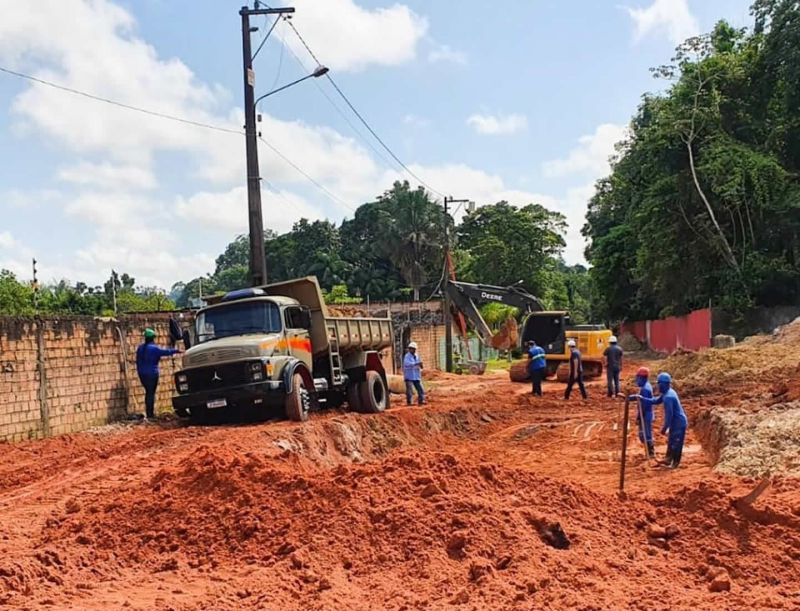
[212,371,221,382]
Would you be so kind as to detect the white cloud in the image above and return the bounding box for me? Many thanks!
[428,44,467,65]
[284,0,428,72]
[540,123,631,264]
[626,0,699,45]
[0,232,17,249]
[0,189,63,209]
[381,163,554,211]
[542,123,627,179]
[1,0,593,283]
[58,161,157,190]
[403,114,430,128]
[466,113,528,136]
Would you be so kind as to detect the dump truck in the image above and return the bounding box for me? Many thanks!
[443,280,612,382]
[172,276,393,422]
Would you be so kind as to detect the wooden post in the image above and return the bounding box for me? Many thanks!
[619,396,630,491]
[35,319,50,438]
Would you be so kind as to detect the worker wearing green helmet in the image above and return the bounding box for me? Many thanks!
[136,328,181,421]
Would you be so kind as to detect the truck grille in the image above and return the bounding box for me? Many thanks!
[184,362,252,393]
[184,347,254,367]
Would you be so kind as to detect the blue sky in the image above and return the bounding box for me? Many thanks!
[0,0,753,289]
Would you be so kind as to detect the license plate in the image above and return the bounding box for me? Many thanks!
[207,398,227,409]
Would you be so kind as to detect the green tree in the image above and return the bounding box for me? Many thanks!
[0,270,35,315]
[584,9,800,319]
[457,202,567,303]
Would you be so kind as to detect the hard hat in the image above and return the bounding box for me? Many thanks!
[609,335,618,343]
[407,341,418,350]
[657,372,672,384]
[567,339,576,347]
[143,328,156,339]
[636,366,650,378]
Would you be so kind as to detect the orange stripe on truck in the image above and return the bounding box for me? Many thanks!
[259,338,312,353]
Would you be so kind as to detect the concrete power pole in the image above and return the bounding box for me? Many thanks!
[442,196,471,373]
[239,3,294,287]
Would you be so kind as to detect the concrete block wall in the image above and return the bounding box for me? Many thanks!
[0,315,187,443]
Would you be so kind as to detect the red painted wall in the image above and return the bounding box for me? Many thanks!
[621,308,711,352]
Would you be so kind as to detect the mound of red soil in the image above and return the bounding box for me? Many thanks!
[31,448,799,610]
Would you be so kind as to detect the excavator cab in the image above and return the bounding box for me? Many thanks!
[519,312,611,379]
[520,311,569,374]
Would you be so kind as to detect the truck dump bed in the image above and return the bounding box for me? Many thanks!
[325,317,392,354]
[260,276,391,357]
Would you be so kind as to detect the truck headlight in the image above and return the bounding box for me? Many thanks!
[178,383,189,392]
[250,361,264,381]
[177,373,188,383]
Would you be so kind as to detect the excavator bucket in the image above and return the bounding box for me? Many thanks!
[490,316,519,351]
[555,362,571,383]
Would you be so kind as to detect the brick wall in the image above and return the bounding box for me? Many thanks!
[407,324,448,371]
[0,311,450,443]
[0,314,189,443]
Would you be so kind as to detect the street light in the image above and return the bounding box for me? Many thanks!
[255,65,329,107]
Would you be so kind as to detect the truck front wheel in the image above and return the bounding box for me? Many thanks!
[359,370,388,414]
[286,373,310,422]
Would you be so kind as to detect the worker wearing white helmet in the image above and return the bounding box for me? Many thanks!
[403,341,425,406]
[564,338,587,400]
[603,335,624,398]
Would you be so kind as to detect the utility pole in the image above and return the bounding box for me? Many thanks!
[111,269,118,316]
[32,258,39,312]
[442,196,472,373]
[240,3,295,287]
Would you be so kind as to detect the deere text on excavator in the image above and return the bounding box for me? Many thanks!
[443,280,612,382]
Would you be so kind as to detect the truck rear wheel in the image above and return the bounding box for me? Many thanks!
[359,370,388,413]
[286,373,310,422]
[346,383,363,412]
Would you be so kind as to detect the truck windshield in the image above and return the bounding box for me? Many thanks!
[196,301,282,343]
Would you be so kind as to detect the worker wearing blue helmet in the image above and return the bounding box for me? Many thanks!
[650,372,688,468]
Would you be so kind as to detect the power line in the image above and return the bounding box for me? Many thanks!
[0,64,358,213]
[252,14,281,61]
[0,66,243,135]
[257,135,355,211]
[280,31,403,175]
[283,19,445,199]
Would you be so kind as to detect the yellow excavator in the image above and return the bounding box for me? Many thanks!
[444,280,612,382]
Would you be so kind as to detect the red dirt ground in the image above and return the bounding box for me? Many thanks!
[0,360,798,610]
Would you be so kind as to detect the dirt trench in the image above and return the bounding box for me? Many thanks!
[0,367,798,610]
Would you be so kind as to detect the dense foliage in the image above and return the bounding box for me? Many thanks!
[584,1,800,320]
[0,270,173,316]
[171,181,591,320]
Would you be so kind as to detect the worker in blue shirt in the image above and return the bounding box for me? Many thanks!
[650,372,688,468]
[136,328,180,421]
[527,340,547,396]
[628,366,656,457]
[564,339,587,400]
[403,341,425,406]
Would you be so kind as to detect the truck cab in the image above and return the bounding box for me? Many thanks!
[172,277,392,423]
